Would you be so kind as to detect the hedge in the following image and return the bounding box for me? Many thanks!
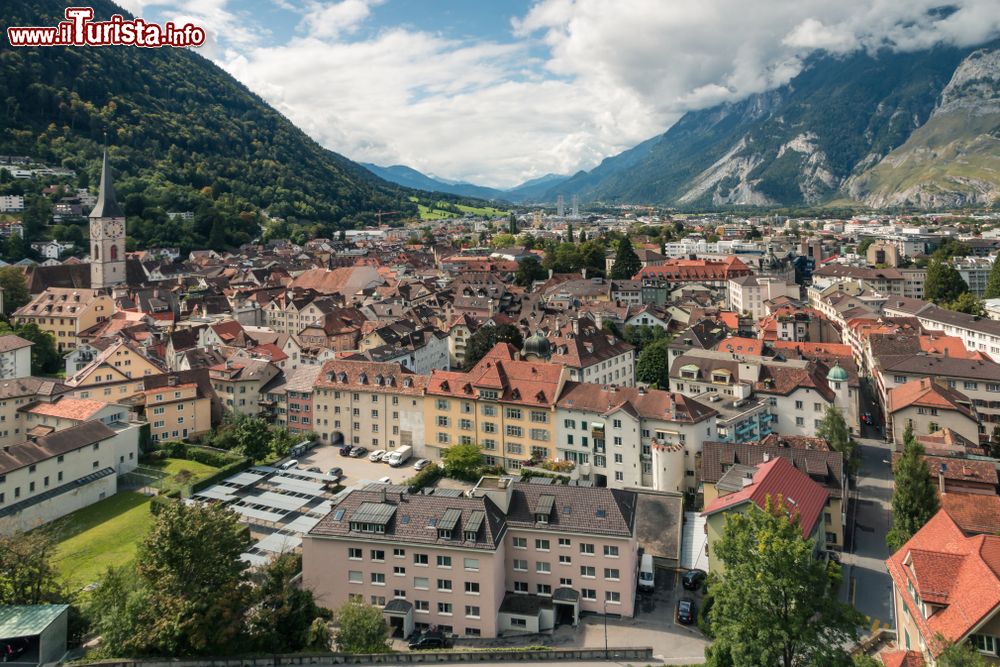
[405,463,443,490]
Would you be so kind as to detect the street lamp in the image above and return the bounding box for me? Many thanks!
[603,599,608,659]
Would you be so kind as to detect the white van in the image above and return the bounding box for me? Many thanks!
[638,554,655,592]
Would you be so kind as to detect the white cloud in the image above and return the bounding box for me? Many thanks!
[195,0,1000,186]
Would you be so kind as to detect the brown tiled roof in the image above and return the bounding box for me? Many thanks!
[309,488,507,551]
[701,440,844,498]
[0,334,32,352]
[23,397,108,421]
[427,343,564,407]
[0,421,117,475]
[887,378,975,419]
[556,382,716,423]
[505,481,636,538]
[940,493,1000,536]
[316,359,427,395]
[0,377,68,400]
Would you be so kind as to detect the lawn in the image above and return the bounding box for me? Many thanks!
[145,457,219,495]
[49,491,153,590]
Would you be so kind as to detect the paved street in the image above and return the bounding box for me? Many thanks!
[842,382,895,632]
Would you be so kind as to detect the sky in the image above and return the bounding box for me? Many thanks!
[115,0,1000,188]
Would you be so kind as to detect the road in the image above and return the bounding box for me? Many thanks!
[842,383,895,632]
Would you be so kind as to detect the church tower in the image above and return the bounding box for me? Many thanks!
[89,150,127,290]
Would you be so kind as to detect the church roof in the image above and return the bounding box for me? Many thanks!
[89,150,124,219]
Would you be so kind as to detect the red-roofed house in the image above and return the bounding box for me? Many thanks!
[702,456,829,573]
[888,378,980,445]
[634,256,752,286]
[887,509,1000,662]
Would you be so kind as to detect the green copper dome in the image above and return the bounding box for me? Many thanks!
[827,363,849,383]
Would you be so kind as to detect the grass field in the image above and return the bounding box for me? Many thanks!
[145,457,219,495]
[50,492,153,590]
[410,195,508,220]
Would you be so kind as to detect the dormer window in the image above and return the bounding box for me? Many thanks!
[438,528,452,540]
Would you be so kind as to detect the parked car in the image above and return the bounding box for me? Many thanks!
[327,467,343,478]
[306,466,322,473]
[682,568,706,591]
[279,459,298,470]
[408,632,450,650]
[339,445,353,457]
[368,449,387,462]
[412,458,432,471]
[2,638,29,662]
[676,597,697,625]
[350,446,368,458]
[376,476,392,484]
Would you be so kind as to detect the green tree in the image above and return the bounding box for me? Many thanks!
[857,238,876,255]
[706,497,861,667]
[816,405,859,475]
[268,428,298,458]
[508,212,518,235]
[0,529,63,605]
[984,258,1000,299]
[0,266,29,316]
[245,554,328,653]
[636,339,670,388]
[306,617,332,651]
[231,415,272,461]
[947,292,985,316]
[932,238,972,260]
[925,258,969,304]
[579,229,588,242]
[991,425,1000,459]
[463,324,523,370]
[491,233,517,248]
[334,600,389,654]
[441,442,484,480]
[886,424,940,552]
[936,637,989,667]
[514,255,546,287]
[609,236,642,279]
[566,223,574,243]
[623,324,669,352]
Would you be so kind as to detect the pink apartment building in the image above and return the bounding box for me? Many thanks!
[302,476,638,639]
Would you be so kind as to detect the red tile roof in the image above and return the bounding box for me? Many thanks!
[940,493,1000,536]
[24,397,108,421]
[714,337,763,355]
[634,256,751,283]
[886,510,1000,656]
[880,650,925,667]
[701,456,829,538]
[888,378,975,420]
[427,343,564,407]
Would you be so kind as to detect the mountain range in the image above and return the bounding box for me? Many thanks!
[544,43,1000,209]
[360,164,567,203]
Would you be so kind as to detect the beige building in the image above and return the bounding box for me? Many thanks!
[138,373,214,443]
[0,378,70,449]
[303,477,638,639]
[887,378,980,444]
[0,335,33,380]
[14,289,114,353]
[312,359,427,452]
[209,357,280,417]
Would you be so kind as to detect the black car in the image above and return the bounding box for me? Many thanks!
[339,445,353,457]
[682,568,706,590]
[350,446,368,458]
[327,467,343,478]
[2,638,29,662]
[408,632,450,650]
[676,597,697,625]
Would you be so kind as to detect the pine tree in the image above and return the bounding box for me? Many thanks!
[985,258,1000,299]
[566,223,574,243]
[508,213,517,235]
[886,424,940,551]
[925,258,969,304]
[816,405,858,475]
[610,236,642,279]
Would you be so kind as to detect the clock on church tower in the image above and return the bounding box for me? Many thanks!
[89,150,127,290]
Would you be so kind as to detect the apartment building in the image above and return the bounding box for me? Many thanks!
[265,365,324,434]
[0,420,142,533]
[887,378,981,445]
[555,383,716,492]
[312,360,427,453]
[13,288,114,352]
[884,297,1000,359]
[727,275,798,320]
[21,397,129,434]
[64,339,165,396]
[0,378,69,449]
[209,357,281,417]
[812,265,926,300]
[302,477,638,639]
[261,292,340,335]
[536,321,636,387]
[0,335,32,380]
[955,256,995,296]
[138,372,214,443]
[424,344,567,469]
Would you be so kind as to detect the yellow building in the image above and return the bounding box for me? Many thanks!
[424,343,567,469]
[13,288,114,353]
[63,339,165,402]
[142,379,212,442]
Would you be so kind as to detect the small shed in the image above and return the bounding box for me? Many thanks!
[0,605,69,665]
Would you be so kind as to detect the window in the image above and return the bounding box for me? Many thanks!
[371,572,386,585]
[436,399,450,410]
[393,566,405,576]
[414,577,429,590]
[394,548,406,558]
[536,538,550,551]
[564,419,576,429]
[580,566,596,578]
[437,602,453,615]
[795,400,803,410]
[505,408,522,420]
[559,555,571,564]
[796,417,805,427]
[604,568,620,580]
[437,579,452,591]
[580,543,595,555]
[465,605,480,618]
[581,588,597,601]
[559,538,571,547]
[464,581,480,594]
[530,428,549,441]
[348,570,362,583]
[482,422,496,433]
[511,618,527,628]
[415,600,429,612]
[971,635,998,655]
[464,558,479,571]
[348,548,362,560]
[531,411,548,423]
[513,537,527,549]
[506,425,523,437]
[560,577,572,587]
[371,549,385,561]
[414,553,429,565]
[613,419,622,428]
[437,555,452,568]
[482,405,496,416]
[513,559,528,571]
[536,561,551,574]
[514,581,528,593]
[605,591,621,603]
[537,583,551,596]
[604,545,619,557]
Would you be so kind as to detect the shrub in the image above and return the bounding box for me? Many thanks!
[406,463,443,490]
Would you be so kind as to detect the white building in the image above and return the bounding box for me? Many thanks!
[555,383,716,492]
[0,195,24,212]
[0,335,32,380]
[955,256,995,297]
[0,420,142,533]
[728,275,799,320]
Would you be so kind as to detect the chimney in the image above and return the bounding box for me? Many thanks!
[168,375,178,387]
[939,462,947,495]
[763,452,770,462]
[548,269,553,280]
[581,267,588,279]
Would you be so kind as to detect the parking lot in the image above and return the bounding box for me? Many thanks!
[293,443,423,486]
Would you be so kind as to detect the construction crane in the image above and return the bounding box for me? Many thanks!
[375,210,401,225]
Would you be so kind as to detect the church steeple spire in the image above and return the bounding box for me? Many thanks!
[89,149,124,219]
